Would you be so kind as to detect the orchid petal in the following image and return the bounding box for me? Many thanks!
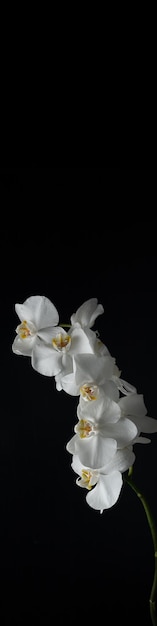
[12,335,36,356]
[70,298,104,328]
[75,354,115,387]
[71,455,84,477]
[78,395,121,424]
[119,393,147,416]
[15,296,59,329]
[75,435,117,469]
[32,341,62,376]
[119,394,157,433]
[133,416,157,434]
[133,436,151,444]
[103,447,135,473]
[86,471,123,511]
[102,381,120,402]
[38,326,68,343]
[66,434,78,455]
[99,417,138,447]
[69,327,95,355]
[57,372,80,395]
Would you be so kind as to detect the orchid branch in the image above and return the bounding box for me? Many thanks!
[125,470,157,626]
[12,295,157,621]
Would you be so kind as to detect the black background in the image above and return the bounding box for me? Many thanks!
[0,167,157,625]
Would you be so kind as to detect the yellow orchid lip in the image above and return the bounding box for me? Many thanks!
[81,470,93,490]
[75,419,93,439]
[16,320,36,339]
[80,383,99,401]
[52,333,71,352]
[77,469,99,490]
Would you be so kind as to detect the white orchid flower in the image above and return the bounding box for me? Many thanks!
[32,298,105,378]
[70,297,104,328]
[71,446,135,512]
[12,295,60,357]
[32,324,97,378]
[66,393,137,467]
[118,393,157,443]
[56,338,137,397]
[69,297,107,359]
[55,352,116,396]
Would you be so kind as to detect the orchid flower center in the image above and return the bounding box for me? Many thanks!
[80,383,99,401]
[77,469,99,490]
[52,333,71,352]
[75,419,93,439]
[16,320,36,339]
[81,470,93,489]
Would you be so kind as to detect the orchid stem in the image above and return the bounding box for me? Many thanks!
[125,470,157,626]
[60,324,71,328]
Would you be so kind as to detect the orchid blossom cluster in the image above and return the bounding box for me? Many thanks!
[12,295,157,514]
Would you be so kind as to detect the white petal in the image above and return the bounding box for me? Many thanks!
[12,335,36,356]
[69,327,96,355]
[119,394,157,433]
[58,372,80,395]
[89,304,104,327]
[99,398,121,425]
[15,296,59,329]
[132,415,157,434]
[84,328,100,351]
[78,394,121,424]
[86,471,123,510]
[100,418,138,447]
[75,354,115,387]
[119,393,147,417]
[55,376,62,391]
[102,381,120,401]
[133,436,151,444]
[32,341,62,376]
[71,454,84,477]
[103,447,135,473]
[75,435,117,469]
[66,434,78,455]
[123,414,157,435]
[71,298,104,328]
[38,326,67,343]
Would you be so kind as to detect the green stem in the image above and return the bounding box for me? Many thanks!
[125,472,157,626]
[60,324,71,328]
